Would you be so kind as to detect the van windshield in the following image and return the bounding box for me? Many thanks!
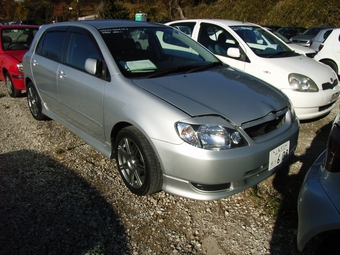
[231,26,299,58]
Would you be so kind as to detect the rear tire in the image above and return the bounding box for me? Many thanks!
[115,126,163,196]
[26,81,48,120]
[5,73,20,98]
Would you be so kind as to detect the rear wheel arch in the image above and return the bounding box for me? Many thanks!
[26,81,49,120]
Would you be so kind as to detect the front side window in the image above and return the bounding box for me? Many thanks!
[100,26,220,78]
[36,30,67,62]
[65,31,102,72]
[2,27,38,50]
[198,23,238,56]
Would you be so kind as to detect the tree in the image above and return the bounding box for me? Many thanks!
[99,0,129,19]
[22,0,54,24]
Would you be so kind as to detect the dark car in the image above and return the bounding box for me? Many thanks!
[276,27,306,40]
[0,25,39,97]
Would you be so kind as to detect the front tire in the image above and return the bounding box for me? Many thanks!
[5,73,20,98]
[26,81,48,120]
[115,126,163,196]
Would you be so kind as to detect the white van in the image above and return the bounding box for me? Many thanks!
[166,19,340,120]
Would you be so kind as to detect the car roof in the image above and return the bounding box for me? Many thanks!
[0,24,39,29]
[41,20,166,30]
[168,19,258,27]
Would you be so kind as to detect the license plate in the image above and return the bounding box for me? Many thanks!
[268,141,290,171]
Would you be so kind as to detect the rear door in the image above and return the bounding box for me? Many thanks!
[57,26,107,143]
[31,27,67,112]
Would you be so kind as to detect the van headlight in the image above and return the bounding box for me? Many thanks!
[176,122,246,150]
[288,73,318,92]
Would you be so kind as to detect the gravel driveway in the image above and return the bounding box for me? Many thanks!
[0,81,337,255]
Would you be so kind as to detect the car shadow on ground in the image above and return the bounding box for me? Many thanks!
[269,119,333,254]
[0,150,126,255]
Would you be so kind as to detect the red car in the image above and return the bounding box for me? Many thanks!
[0,25,39,97]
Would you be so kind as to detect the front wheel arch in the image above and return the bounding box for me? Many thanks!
[320,59,339,76]
[114,126,163,196]
[5,71,20,97]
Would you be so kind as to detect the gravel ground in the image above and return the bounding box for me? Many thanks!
[0,81,337,255]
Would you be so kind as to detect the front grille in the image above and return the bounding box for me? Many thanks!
[322,79,338,90]
[242,110,286,139]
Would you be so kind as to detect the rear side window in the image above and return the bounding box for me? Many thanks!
[36,30,67,62]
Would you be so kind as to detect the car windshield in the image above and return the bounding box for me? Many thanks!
[99,26,221,78]
[302,28,323,36]
[2,28,38,50]
[230,25,298,58]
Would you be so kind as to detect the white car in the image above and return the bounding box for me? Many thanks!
[314,28,340,76]
[309,28,334,52]
[166,19,340,120]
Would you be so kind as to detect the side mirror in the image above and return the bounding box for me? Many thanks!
[227,47,241,58]
[85,58,103,76]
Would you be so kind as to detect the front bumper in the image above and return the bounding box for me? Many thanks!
[297,150,340,251]
[282,86,340,120]
[153,119,299,201]
[11,73,25,90]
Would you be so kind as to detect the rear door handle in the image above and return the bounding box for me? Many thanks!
[58,70,67,78]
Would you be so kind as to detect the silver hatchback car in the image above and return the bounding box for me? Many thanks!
[297,108,340,253]
[23,20,299,201]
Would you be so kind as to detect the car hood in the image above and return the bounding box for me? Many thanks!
[261,55,335,84]
[132,67,288,125]
[5,50,26,62]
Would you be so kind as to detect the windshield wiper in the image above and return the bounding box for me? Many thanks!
[146,62,222,78]
[265,51,298,58]
[185,62,223,73]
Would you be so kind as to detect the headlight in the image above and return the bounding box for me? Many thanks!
[17,63,24,73]
[288,73,318,92]
[176,122,246,150]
